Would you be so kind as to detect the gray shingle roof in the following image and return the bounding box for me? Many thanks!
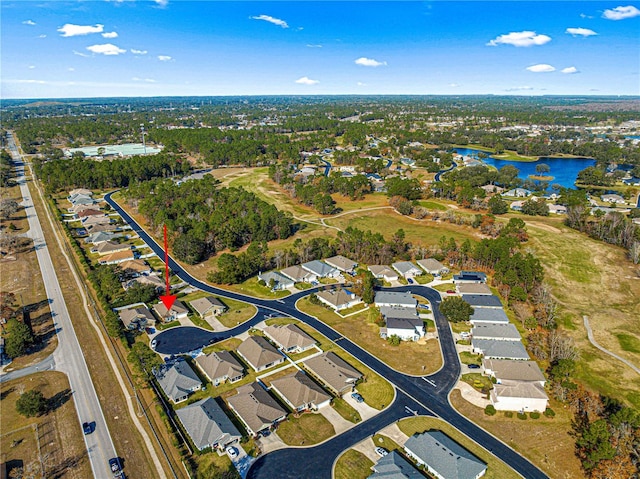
[471,322,521,341]
[370,451,423,479]
[237,336,283,371]
[303,352,362,394]
[482,359,546,383]
[189,296,226,317]
[472,339,530,360]
[195,351,244,383]
[374,291,416,307]
[463,295,503,308]
[379,306,419,320]
[391,261,421,276]
[324,255,357,272]
[263,323,316,351]
[404,431,486,479]
[176,397,241,451]
[227,382,287,435]
[302,260,339,277]
[155,359,202,402]
[416,258,447,274]
[270,370,331,410]
[469,308,509,323]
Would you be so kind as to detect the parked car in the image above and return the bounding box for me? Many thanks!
[226,446,238,459]
[375,447,388,457]
[446,290,456,294]
[82,422,92,435]
[260,429,271,437]
[468,364,481,369]
[407,278,414,284]
[351,392,364,403]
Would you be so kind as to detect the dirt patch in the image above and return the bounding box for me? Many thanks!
[527,221,562,234]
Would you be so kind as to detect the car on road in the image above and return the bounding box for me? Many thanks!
[351,392,364,403]
[446,290,456,294]
[82,422,92,435]
[108,458,122,477]
[226,446,238,458]
[375,447,388,457]
[468,364,481,369]
[150,339,157,349]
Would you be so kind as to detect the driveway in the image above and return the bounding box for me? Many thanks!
[319,404,353,435]
[257,430,287,455]
[377,422,409,447]
[344,392,380,421]
[228,444,255,479]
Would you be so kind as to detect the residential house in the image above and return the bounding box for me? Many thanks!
[490,380,549,412]
[404,431,487,479]
[472,339,530,360]
[124,274,164,291]
[391,261,422,279]
[91,241,131,256]
[263,323,316,354]
[236,336,284,372]
[195,351,244,386]
[98,249,135,265]
[316,289,362,311]
[479,184,504,195]
[471,322,521,341]
[69,194,95,206]
[368,265,399,282]
[303,352,362,395]
[416,258,448,276]
[502,188,532,198]
[601,193,625,204]
[81,215,112,227]
[280,265,317,284]
[189,296,227,320]
[469,308,510,324]
[380,307,425,341]
[119,259,152,278]
[462,295,503,309]
[226,382,287,436]
[68,188,93,197]
[482,359,546,386]
[369,451,423,479]
[457,283,492,296]
[155,359,202,403]
[152,300,189,322]
[324,255,358,274]
[452,271,487,284]
[258,271,295,290]
[118,306,154,331]
[270,371,332,412]
[69,203,99,214]
[85,223,118,234]
[84,231,117,244]
[374,291,417,308]
[176,397,241,451]
[76,209,104,218]
[302,260,340,279]
[548,204,568,215]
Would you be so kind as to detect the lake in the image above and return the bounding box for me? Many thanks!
[454,148,596,190]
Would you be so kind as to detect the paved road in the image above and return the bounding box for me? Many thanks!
[0,355,55,384]
[8,132,117,479]
[105,191,548,479]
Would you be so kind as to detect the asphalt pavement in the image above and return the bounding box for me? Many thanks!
[104,191,549,479]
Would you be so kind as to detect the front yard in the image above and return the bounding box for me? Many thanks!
[277,412,336,446]
[334,449,374,479]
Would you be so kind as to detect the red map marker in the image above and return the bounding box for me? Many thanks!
[159,224,177,311]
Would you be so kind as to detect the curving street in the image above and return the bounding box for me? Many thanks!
[105,191,548,479]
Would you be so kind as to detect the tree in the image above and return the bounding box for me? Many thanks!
[173,232,207,265]
[576,419,616,472]
[0,198,19,219]
[385,177,422,200]
[535,163,550,174]
[487,195,508,215]
[362,271,375,304]
[4,318,34,358]
[16,390,47,417]
[439,296,474,323]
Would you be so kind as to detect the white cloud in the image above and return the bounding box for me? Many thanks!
[58,23,104,37]
[580,13,594,19]
[487,31,551,47]
[306,44,323,48]
[86,43,126,55]
[73,50,91,57]
[158,55,172,61]
[68,68,75,72]
[295,76,319,85]
[355,57,387,67]
[38,34,47,38]
[603,5,640,19]
[449,83,459,87]
[102,31,118,38]
[357,82,367,86]
[28,65,35,69]
[154,0,168,6]
[561,66,579,74]
[15,79,47,84]
[566,27,598,36]
[251,14,289,28]
[505,86,534,91]
[23,20,36,26]
[526,64,556,72]
[131,49,148,55]
[132,77,156,83]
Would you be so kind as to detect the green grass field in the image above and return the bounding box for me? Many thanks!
[334,449,374,479]
[332,397,362,423]
[277,412,336,446]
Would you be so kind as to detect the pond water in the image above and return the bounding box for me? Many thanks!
[454,148,596,190]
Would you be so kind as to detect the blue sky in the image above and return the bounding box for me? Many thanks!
[2,1,639,98]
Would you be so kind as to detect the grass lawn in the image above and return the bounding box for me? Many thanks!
[416,200,448,211]
[431,282,455,293]
[397,415,520,479]
[493,150,538,162]
[459,351,481,365]
[336,303,369,316]
[277,412,336,446]
[215,297,257,328]
[461,373,493,393]
[0,372,91,479]
[450,391,583,479]
[264,317,394,410]
[188,315,213,331]
[223,277,290,299]
[325,209,479,247]
[334,449,374,479]
[155,320,180,330]
[202,337,242,354]
[413,274,433,284]
[331,397,362,424]
[524,217,640,408]
[450,322,471,333]
[372,434,400,453]
[298,298,443,376]
[190,449,235,478]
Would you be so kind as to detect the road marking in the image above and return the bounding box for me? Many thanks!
[422,377,437,387]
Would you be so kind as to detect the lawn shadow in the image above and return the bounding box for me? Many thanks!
[1,386,15,401]
[48,452,88,479]
[47,388,72,412]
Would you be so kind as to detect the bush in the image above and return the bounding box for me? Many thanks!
[387,334,401,346]
[517,412,527,420]
[504,411,513,418]
[544,408,556,417]
[16,390,47,417]
[484,405,496,416]
[530,411,541,419]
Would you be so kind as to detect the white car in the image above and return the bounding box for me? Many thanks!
[226,446,238,459]
[375,447,388,457]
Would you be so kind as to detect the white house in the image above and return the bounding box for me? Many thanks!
[324,255,358,274]
[258,270,295,290]
[368,265,399,282]
[416,258,448,276]
[490,380,549,412]
[391,261,422,279]
[280,265,317,283]
[302,260,341,279]
[316,289,362,311]
[374,291,417,308]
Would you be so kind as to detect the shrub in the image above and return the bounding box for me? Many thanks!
[16,390,47,417]
[544,408,556,418]
[504,411,513,418]
[530,411,541,419]
[484,405,496,416]
[387,334,401,346]
[517,412,527,420]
